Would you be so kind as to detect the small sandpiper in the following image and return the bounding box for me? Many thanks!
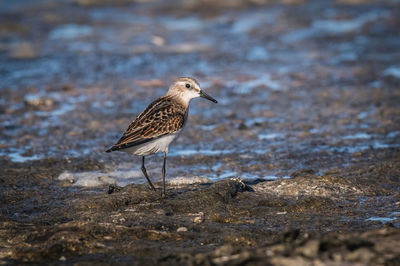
[106,77,218,197]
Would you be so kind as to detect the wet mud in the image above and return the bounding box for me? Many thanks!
[1,0,400,265]
[1,156,400,265]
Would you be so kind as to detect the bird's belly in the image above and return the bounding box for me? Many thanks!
[122,131,180,156]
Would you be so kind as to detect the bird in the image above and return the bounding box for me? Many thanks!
[106,77,218,197]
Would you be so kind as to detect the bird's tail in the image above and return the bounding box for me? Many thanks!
[105,147,114,153]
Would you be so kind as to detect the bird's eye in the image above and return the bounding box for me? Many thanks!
[185,83,191,89]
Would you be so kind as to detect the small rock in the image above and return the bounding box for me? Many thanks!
[155,209,165,215]
[238,122,247,130]
[193,216,204,223]
[59,256,66,261]
[151,35,165,46]
[177,227,188,232]
[61,84,74,91]
[58,172,75,183]
[296,239,320,258]
[108,184,121,194]
[213,244,234,257]
[24,97,54,109]
[332,252,343,262]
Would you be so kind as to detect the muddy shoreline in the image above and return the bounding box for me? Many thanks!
[1,0,400,264]
[1,149,400,265]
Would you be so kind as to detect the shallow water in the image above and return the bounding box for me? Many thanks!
[0,0,399,181]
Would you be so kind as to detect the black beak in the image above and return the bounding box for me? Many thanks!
[199,90,218,103]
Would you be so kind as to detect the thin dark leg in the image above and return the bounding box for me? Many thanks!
[141,156,156,191]
[161,152,167,198]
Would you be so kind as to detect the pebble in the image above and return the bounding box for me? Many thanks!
[193,216,204,223]
[24,97,54,108]
[296,239,320,258]
[176,227,188,232]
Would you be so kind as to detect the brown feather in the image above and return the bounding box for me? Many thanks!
[107,95,187,152]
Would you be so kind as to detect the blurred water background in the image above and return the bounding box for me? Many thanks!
[0,0,399,186]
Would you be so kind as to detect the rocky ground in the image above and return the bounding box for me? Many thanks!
[1,0,400,265]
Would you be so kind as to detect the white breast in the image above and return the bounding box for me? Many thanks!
[121,131,181,156]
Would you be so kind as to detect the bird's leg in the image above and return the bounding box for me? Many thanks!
[161,152,167,198]
[141,156,156,191]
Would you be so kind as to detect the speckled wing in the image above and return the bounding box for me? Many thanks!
[106,96,186,152]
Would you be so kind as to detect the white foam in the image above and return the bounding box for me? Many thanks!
[49,24,93,40]
[282,10,389,42]
[281,28,315,43]
[312,10,388,34]
[58,169,214,187]
[217,170,237,180]
[259,133,284,140]
[163,17,204,31]
[169,176,211,185]
[233,74,281,94]
[240,173,260,179]
[313,142,400,154]
[168,149,234,157]
[343,132,372,140]
[309,128,326,134]
[231,11,278,33]
[247,47,269,61]
[383,66,400,78]
[196,124,217,131]
[7,151,43,163]
[58,169,144,187]
[263,175,281,180]
[24,93,86,119]
[357,111,369,119]
[365,217,396,223]
[387,131,400,138]
[8,58,62,81]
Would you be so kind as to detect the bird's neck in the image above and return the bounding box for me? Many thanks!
[165,91,192,108]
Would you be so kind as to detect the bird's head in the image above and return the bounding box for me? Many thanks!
[167,77,218,105]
